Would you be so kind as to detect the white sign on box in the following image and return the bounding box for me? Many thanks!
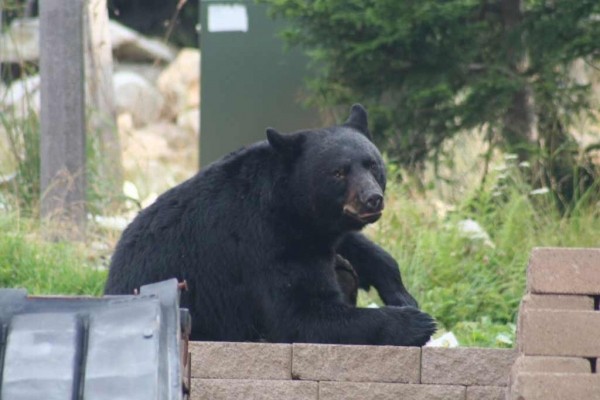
[207,4,249,33]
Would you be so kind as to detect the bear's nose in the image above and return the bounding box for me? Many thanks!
[365,193,384,212]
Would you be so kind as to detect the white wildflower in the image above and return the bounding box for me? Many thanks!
[457,219,495,248]
[530,187,550,196]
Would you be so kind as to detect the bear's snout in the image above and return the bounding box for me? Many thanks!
[356,177,385,215]
[365,193,384,213]
[343,189,384,224]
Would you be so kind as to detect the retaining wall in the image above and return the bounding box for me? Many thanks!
[187,248,600,400]
[188,342,515,400]
[507,248,600,400]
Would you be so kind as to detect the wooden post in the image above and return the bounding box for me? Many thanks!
[39,0,86,240]
[84,0,122,204]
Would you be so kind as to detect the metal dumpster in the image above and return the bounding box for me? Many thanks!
[199,0,324,166]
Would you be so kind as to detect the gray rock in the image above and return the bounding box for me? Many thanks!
[0,17,176,64]
[113,71,164,127]
[0,18,39,63]
[109,20,176,63]
[114,62,163,85]
[1,75,41,119]
[157,48,200,119]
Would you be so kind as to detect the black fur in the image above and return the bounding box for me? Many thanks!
[105,104,436,346]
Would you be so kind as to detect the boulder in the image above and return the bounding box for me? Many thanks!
[1,75,41,119]
[176,108,200,138]
[109,20,177,63]
[0,18,39,63]
[119,119,197,198]
[113,71,164,127]
[114,62,163,84]
[0,17,176,64]
[157,48,200,119]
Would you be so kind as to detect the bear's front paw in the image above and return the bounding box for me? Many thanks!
[379,306,436,346]
[384,291,419,308]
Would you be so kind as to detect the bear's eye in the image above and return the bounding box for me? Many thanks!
[333,169,345,179]
[366,160,378,172]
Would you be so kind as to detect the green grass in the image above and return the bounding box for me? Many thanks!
[362,160,600,347]
[0,110,598,347]
[0,215,107,296]
[1,159,598,347]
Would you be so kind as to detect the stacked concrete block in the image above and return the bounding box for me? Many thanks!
[189,342,311,400]
[189,341,516,399]
[422,347,516,399]
[507,247,600,400]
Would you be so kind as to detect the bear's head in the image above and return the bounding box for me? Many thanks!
[267,104,387,236]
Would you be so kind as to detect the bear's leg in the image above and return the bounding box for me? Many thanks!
[272,301,435,346]
[265,255,435,346]
[337,232,418,308]
[334,254,358,306]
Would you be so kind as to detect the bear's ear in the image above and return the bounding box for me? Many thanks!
[344,103,372,140]
[266,128,304,159]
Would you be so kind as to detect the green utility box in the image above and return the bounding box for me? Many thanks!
[199,0,323,167]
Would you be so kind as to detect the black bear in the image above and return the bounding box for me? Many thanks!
[105,104,436,346]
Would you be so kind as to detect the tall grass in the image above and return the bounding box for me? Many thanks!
[364,156,600,347]
[0,214,107,295]
[0,151,597,346]
[0,111,40,213]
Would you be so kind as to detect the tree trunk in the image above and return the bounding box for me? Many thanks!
[500,0,596,211]
[500,0,537,161]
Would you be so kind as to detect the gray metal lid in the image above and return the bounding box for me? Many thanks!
[0,279,189,400]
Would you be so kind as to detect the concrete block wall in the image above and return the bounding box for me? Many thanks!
[187,248,600,400]
[507,247,600,400]
[189,342,516,400]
